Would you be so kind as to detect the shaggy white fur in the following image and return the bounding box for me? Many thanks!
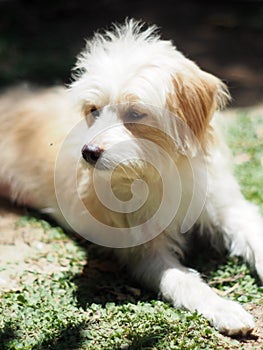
[0,20,262,336]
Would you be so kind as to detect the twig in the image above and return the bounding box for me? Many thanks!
[208,272,245,286]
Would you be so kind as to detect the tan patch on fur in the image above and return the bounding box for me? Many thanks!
[166,68,230,149]
[126,122,178,158]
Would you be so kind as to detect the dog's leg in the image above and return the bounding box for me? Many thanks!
[209,193,263,283]
[205,151,263,283]
[116,242,254,335]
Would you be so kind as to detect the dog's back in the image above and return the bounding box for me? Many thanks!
[0,86,79,208]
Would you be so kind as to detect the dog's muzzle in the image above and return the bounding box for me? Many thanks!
[81,144,104,165]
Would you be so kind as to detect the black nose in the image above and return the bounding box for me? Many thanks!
[81,144,104,165]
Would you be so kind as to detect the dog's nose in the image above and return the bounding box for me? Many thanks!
[81,144,104,165]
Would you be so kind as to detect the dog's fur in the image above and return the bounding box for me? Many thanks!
[1,20,263,335]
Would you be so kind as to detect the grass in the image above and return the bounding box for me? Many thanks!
[0,108,263,349]
[224,110,263,212]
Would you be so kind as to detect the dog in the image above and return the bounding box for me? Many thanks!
[0,20,262,336]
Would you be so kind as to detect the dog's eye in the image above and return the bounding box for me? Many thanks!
[90,106,100,118]
[125,110,147,121]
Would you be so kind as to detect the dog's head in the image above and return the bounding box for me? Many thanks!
[71,19,229,165]
[68,20,229,230]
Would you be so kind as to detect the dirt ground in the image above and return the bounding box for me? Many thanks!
[243,303,263,349]
[0,200,72,291]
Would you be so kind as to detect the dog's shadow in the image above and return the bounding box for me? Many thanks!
[72,231,231,310]
[57,224,231,308]
[74,244,156,309]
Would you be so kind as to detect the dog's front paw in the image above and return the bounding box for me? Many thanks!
[202,298,255,336]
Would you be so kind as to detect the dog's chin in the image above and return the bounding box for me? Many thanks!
[91,158,127,172]
[93,157,145,173]
[92,157,162,185]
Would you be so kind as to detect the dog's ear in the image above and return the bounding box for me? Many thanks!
[167,65,230,148]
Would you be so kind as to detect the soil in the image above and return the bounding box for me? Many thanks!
[244,304,263,349]
[0,200,72,291]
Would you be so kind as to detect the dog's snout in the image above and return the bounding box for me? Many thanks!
[81,144,104,165]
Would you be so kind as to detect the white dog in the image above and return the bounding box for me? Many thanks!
[0,20,262,336]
